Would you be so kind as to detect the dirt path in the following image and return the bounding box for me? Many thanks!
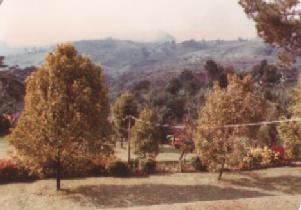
[0,166,300,210]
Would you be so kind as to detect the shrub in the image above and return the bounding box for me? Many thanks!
[227,137,250,169]
[0,159,34,182]
[271,145,285,160]
[190,156,206,171]
[141,159,156,174]
[277,121,301,160]
[242,147,280,169]
[40,156,108,178]
[0,159,18,181]
[107,161,129,177]
[0,116,11,135]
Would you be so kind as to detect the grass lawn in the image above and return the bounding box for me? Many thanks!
[115,144,197,162]
[0,139,300,209]
[0,166,300,210]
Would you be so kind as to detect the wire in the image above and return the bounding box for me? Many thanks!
[121,115,301,130]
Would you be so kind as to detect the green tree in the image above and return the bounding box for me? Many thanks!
[195,74,267,180]
[204,59,228,88]
[240,0,301,64]
[9,44,112,190]
[131,108,160,160]
[112,93,138,144]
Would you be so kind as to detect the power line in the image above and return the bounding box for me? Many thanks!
[122,115,301,130]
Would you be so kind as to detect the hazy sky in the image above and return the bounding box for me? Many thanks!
[0,0,257,47]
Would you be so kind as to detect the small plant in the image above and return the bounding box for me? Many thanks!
[190,156,206,171]
[107,161,129,177]
[141,159,156,174]
[242,147,280,169]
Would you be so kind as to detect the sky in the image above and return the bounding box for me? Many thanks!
[0,0,257,47]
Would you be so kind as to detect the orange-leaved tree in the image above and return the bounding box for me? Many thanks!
[195,74,267,180]
[9,44,113,190]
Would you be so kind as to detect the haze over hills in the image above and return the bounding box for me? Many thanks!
[2,38,278,71]
[2,38,301,93]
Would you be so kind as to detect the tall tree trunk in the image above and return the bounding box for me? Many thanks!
[218,158,225,181]
[179,150,185,172]
[56,149,61,191]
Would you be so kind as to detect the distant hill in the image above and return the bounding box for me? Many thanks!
[2,38,301,94]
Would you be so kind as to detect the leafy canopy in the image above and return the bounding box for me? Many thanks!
[195,74,267,174]
[131,108,160,160]
[9,43,113,175]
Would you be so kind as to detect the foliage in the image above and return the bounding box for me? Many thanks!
[242,147,281,169]
[107,160,129,177]
[0,115,10,136]
[227,137,251,169]
[131,108,160,160]
[256,124,279,147]
[0,159,35,182]
[112,92,138,138]
[277,75,301,160]
[277,121,301,160]
[0,159,18,181]
[240,0,301,64]
[41,156,108,178]
[204,59,228,88]
[195,74,267,179]
[190,156,206,171]
[9,44,113,189]
[141,159,156,174]
[166,78,183,95]
[251,60,282,86]
[132,80,151,92]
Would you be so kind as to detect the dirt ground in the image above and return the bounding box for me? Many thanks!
[0,166,300,210]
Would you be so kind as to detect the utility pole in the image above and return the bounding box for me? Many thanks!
[127,116,131,164]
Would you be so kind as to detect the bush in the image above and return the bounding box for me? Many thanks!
[227,137,250,169]
[141,159,156,174]
[191,156,206,171]
[0,159,18,181]
[242,147,281,169]
[40,157,108,178]
[0,159,34,182]
[107,161,129,177]
[0,116,11,135]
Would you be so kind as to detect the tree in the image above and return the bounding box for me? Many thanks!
[277,121,301,160]
[204,59,228,88]
[166,78,182,95]
[0,56,7,68]
[251,60,281,86]
[131,108,160,160]
[277,74,301,160]
[239,0,301,65]
[9,44,112,190]
[112,93,138,145]
[205,59,222,82]
[195,74,267,180]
